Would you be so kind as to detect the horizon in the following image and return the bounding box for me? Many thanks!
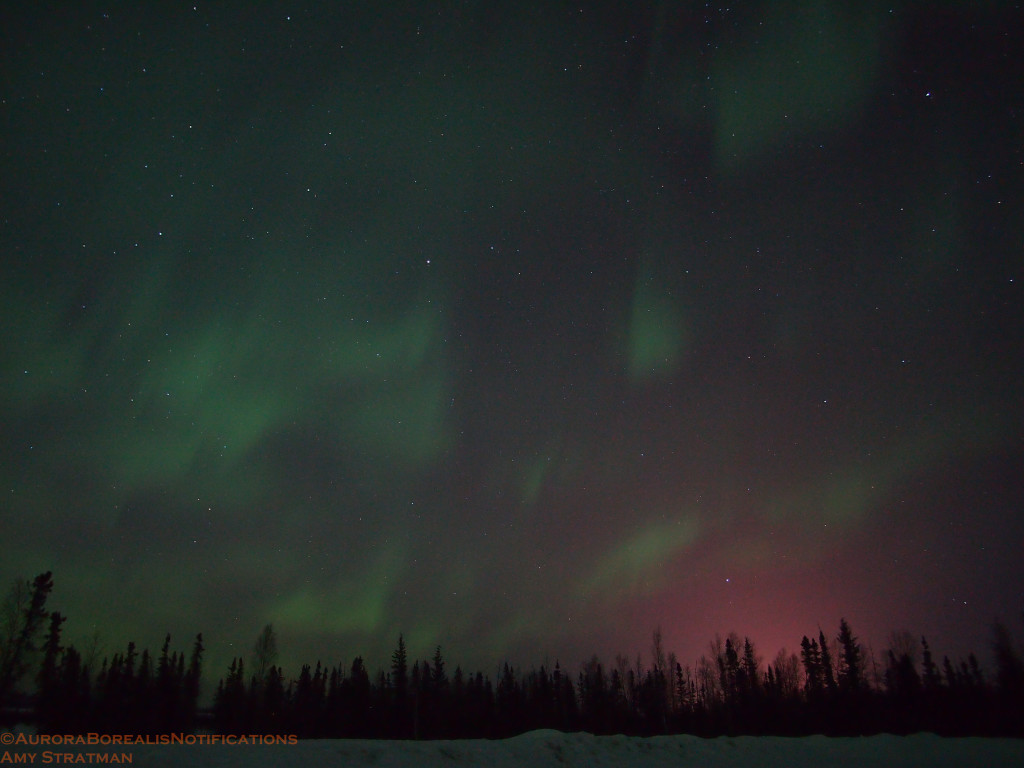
[18,570,1022,700]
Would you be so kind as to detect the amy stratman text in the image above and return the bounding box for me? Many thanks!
[2,752,132,764]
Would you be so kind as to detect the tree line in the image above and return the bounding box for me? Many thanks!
[2,572,1022,737]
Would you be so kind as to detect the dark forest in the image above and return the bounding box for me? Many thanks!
[2,573,1022,739]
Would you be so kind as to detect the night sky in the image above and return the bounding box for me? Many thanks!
[3,1,1022,683]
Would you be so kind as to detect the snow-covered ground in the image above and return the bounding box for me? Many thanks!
[5,730,1024,767]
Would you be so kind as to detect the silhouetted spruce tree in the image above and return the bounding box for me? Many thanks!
[966,652,985,689]
[184,633,203,729]
[764,664,777,692]
[34,612,65,731]
[58,645,91,732]
[125,641,138,684]
[638,667,669,734]
[263,665,287,732]
[213,657,248,733]
[314,662,328,733]
[606,668,630,732]
[449,666,467,737]
[735,638,764,731]
[673,662,698,730]
[961,657,977,691]
[0,579,32,702]
[95,647,132,732]
[175,652,186,716]
[410,659,425,738]
[818,630,837,695]
[992,620,1024,700]
[943,654,987,735]
[837,619,863,694]
[36,612,64,690]
[323,666,342,734]
[133,649,156,733]
[673,662,687,714]
[529,665,553,730]
[991,620,1024,734]
[921,636,941,694]
[717,637,740,710]
[579,656,613,734]
[390,634,410,737]
[460,671,494,737]
[552,661,578,732]
[94,656,112,727]
[125,643,144,730]
[0,571,54,705]
[800,636,823,698]
[885,647,921,730]
[344,657,371,737]
[155,634,173,728]
[428,646,450,737]
[830,619,870,733]
[496,662,526,736]
[431,646,447,687]
[740,638,760,701]
[290,662,326,737]
[942,655,958,690]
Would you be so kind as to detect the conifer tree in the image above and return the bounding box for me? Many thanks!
[0,571,54,703]
[428,646,450,737]
[921,637,941,693]
[885,649,921,701]
[819,630,837,693]
[214,657,247,733]
[392,634,408,696]
[431,645,447,689]
[184,634,204,726]
[992,620,1024,703]
[264,665,286,731]
[942,656,958,690]
[579,656,609,734]
[391,634,410,737]
[740,638,760,700]
[346,657,371,737]
[156,634,171,690]
[292,663,323,737]
[36,612,65,695]
[837,619,863,694]
[497,662,524,735]
[800,636,823,697]
[58,645,89,732]
[34,612,66,731]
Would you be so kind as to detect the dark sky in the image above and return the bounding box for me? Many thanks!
[2,1,1022,682]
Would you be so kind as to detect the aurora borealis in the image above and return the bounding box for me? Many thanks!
[2,1,1022,682]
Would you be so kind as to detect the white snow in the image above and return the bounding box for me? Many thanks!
[6,730,1024,768]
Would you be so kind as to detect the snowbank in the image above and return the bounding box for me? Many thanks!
[7,730,1023,767]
